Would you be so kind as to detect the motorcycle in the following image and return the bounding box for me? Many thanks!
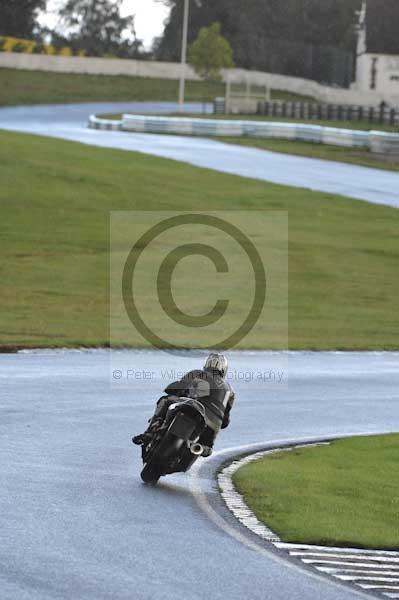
[139,398,209,485]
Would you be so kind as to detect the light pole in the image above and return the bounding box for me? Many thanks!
[178,0,201,111]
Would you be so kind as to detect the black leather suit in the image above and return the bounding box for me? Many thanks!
[152,367,235,447]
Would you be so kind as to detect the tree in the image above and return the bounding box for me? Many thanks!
[367,0,399,55]
[189,22,233,81]
[58,0,143,57]
[155,0,362,85]
[0,0,46,38]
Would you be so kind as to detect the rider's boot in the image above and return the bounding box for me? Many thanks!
[132,418,163,446]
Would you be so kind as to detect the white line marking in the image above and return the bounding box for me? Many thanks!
[336,575,399,583]
[277,543,399,557]
[300,552,398,567]
[359,584,399,590]
[319,568,399,576]
[189,456,273,554]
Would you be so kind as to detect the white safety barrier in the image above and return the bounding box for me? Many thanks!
[88,115,122,131]
[369,131,399,154]
[88,114,399,154]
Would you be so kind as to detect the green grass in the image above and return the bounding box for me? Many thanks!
[201,113,399,133]
[233,434,399,549]
[1,130,399,350]
[205,112,399,133]
[0,68,222,105]
[223,137,399,172]
[0,68,313,106]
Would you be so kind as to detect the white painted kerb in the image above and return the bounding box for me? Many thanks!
[218,443,399,599]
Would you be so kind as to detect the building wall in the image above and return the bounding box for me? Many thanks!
[227,68,399,107]
[355,53,399,97]
[1,51,399,107]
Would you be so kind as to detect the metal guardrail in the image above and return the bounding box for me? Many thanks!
[88,114,399,154]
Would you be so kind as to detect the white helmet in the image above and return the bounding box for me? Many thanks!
[204,353,228,378]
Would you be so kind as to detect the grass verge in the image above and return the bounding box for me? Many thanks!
[233,434,399,549]
[1,130,398,350]
[0,68,312,106]
[194,112,399,133]
[223,137,399,172]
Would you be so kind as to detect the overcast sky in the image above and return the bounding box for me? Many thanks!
[38,1,171,49]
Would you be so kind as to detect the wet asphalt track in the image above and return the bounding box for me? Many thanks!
[0,101,398,208]
[1,350,399,600]
[1,102,399,599]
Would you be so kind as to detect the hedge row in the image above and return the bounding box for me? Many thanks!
[0,36,85,57]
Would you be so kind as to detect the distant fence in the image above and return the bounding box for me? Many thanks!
[88,114,399,154]
[258,101,399,127]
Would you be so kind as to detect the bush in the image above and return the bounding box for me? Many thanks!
[0,35,85,57]
[0,36,35,54]
[32,42,45,54]
[43,44,56,55]
[58,46,73,57]
[12,42,27,53]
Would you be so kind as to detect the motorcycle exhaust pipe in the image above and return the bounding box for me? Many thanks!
[190,442,204,456]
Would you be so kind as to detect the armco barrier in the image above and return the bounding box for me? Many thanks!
[88,114,399,154]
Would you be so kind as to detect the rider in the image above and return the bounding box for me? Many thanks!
[132,353,235,457]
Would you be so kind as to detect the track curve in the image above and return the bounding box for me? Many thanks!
[1,100,399,598]
[1,349,399,600]
[0,102,398,208]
